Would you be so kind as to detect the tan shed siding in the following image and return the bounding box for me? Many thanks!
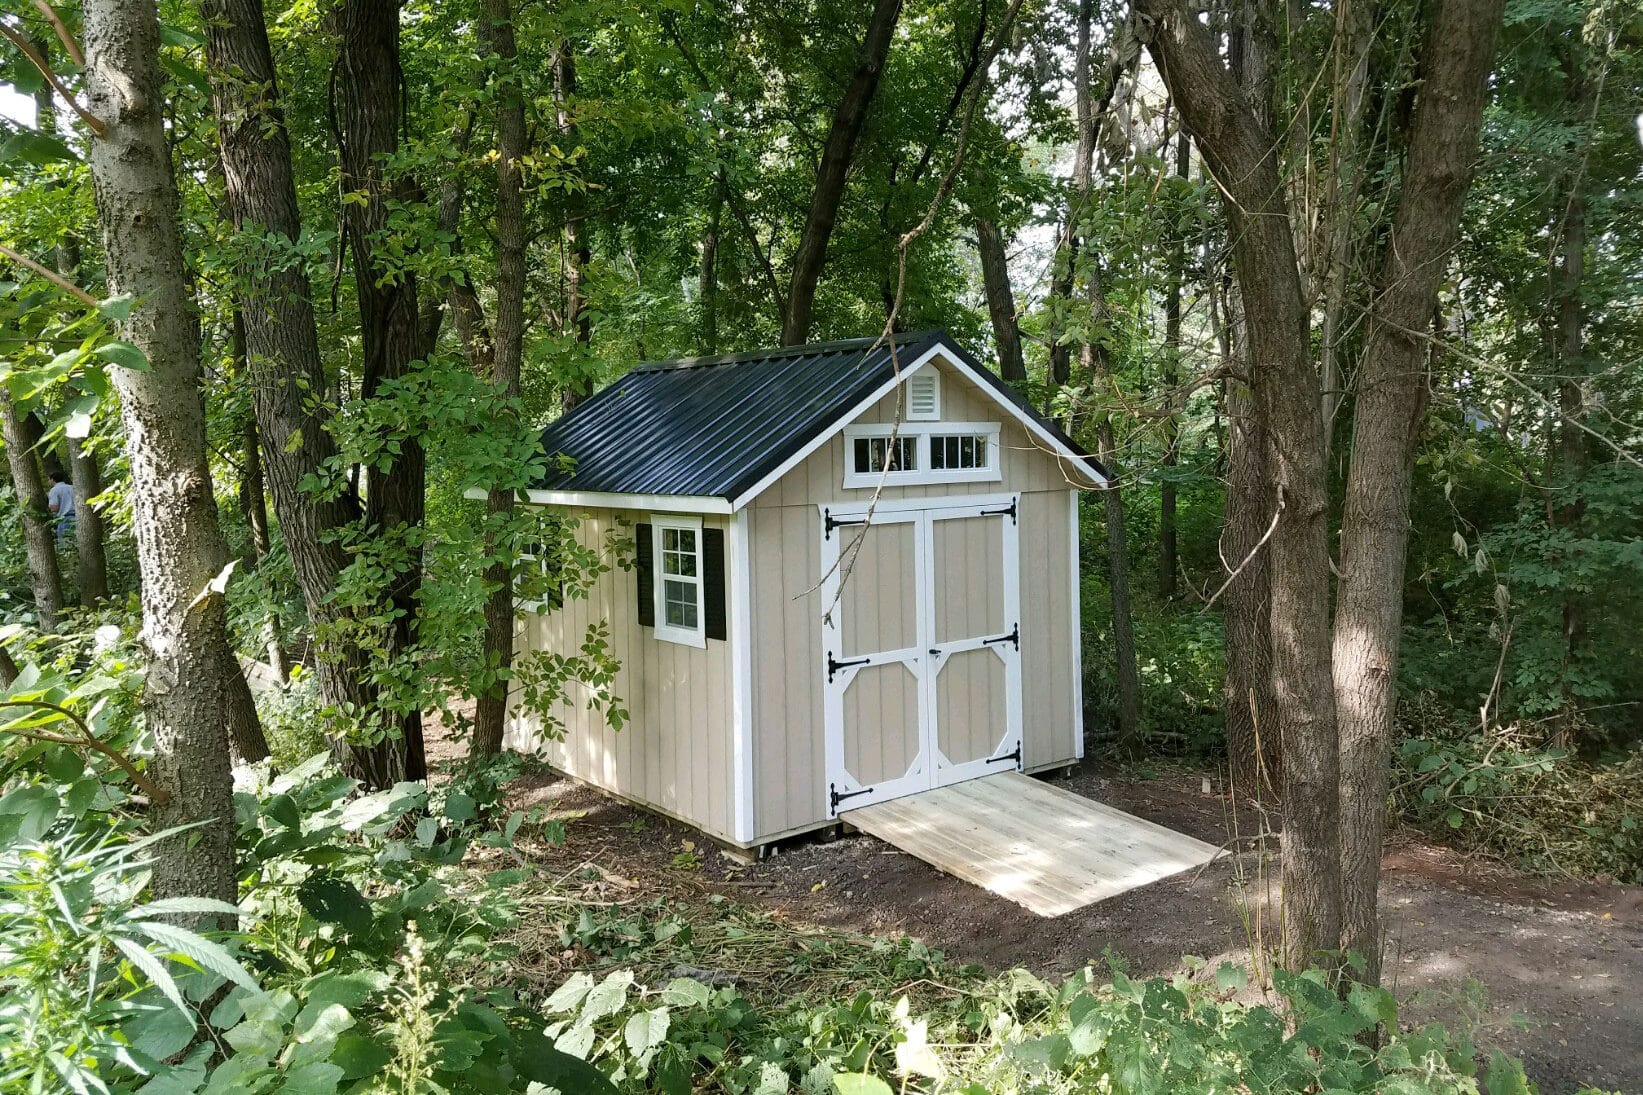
[747,355,1084,840]
[506,508,737,841]
[1019,490,1081,769]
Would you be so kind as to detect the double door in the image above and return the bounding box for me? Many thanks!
[820,496,1023,815]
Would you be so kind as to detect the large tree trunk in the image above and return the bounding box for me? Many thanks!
[1046,0,1099,388]
[1138,0,1340,970]
[975,215,1026,381]
[65,437,109,604]
[202,0,388,771]
[1,393,63,628]
[471,0,529,759]
[1333,0,1504,984]
[334,0,428,787]
[1219,0,1280,805]
[780,0,902,345]
[81,0,263,905]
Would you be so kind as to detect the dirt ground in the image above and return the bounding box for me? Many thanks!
[452,735,1639,1093]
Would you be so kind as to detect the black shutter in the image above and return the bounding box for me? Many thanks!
[634,523,655,626]
[702,527,727,641]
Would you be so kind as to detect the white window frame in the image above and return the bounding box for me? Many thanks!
[841,421,1003,489]
[650,513,706,648]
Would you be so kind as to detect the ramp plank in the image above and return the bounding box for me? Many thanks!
[841,772,1219,917]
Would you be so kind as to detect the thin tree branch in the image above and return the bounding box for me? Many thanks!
[31,0,83,68]
[0,698,170,804]
[0,21,104,136]
[0,243,98,306]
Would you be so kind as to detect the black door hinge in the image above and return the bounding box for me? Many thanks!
[980,498,1017,524]
[830,782,876,812]
[983,622,1020,650]
[824,508,868,540]
[984,741,1023,769]
[827,651,872,682]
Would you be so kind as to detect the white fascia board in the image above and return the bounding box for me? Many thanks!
[461,486,732,514]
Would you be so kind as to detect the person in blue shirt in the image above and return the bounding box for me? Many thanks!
[46,470,75,542]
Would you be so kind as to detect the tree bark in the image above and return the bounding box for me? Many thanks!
[1138,0,1340,969]
[780,0,902,345]
[1,393,64,628]
[334,0,428,787]
[552,39,594,410]
[699,187,723,356]
[1158,124,1188,600]
[65,437,109,603]
[235,372,290,685]
[1047,0,1098,388]
[471,0,528,759]
[1333,0,1504,984]
[1219,0,1280,807]
[202,0,392,772]
[975,215,1026,381]
[81,0,263,906]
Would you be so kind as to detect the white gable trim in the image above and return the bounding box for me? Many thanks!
[727,337,1106,510]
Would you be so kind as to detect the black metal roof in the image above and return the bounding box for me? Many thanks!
[528,329,1104,501]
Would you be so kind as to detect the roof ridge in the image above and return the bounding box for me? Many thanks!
[629,329,945,373]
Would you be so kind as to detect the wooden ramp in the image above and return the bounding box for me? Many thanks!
[841,772,1220,917]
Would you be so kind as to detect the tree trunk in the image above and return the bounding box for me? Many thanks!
[65,437,109,604]
[553,39,594,411]
[780,0,902,345]
[472,0,528,760]
[334,0,428,787]
[203,0,387,771]
[30,57,108,609]
[1138,0,1340,970]
[1084,270,1142,746]
[1046,0,1098,388]
[1218,0,1280,807]
[1,393,63,629]
[1158,124,1188,600]
[699,187,723,355]
[1333,0,1504,984]
[236,388,289,685]
[975,215,1026,381]
[81,0,263,905]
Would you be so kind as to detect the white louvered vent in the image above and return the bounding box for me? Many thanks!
[906,373,941,420]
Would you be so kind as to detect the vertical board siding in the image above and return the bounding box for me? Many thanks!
[747,355,1084,840]
[839,521,917,655]
[842,662,921,786]
[932,516,1004,642]
[936,648,1008,764]
[506,508,737,841]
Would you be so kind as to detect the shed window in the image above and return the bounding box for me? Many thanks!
[654,521,703,644]
[852,434,919,475]
[930,432,989,470]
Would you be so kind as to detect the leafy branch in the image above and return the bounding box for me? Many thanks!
[0,697,169,804]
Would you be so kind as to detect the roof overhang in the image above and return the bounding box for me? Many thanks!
[460,487,733,514]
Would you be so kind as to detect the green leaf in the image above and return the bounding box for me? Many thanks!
[0,130,76,166]
[330,1033,392,1081]
[113,936,193,1018]
[128,920,259,992]
[660,977,711,1007]
[623,1007,670,1056]
[511,1026,619,1094]
[543,972,594,1013]
[98,294,135,322]
[296,873,373,935]
[93,341,150,372]
[833,1075,893,1095]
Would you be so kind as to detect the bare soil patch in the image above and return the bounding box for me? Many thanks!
[440,730,1640,1094]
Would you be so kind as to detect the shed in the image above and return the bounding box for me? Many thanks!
[503,330,1108,851]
